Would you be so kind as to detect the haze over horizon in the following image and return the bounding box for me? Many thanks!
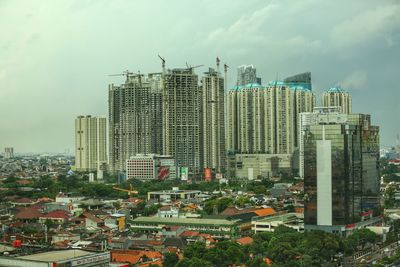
[1,0,399,153]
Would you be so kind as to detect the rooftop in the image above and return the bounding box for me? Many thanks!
[17,249,95,262]
[230,81,312,91]
[132,216,235,226]
[252,213,298,223]
[326,86,348,93]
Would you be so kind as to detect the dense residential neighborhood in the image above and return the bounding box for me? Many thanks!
[0,153,400,266]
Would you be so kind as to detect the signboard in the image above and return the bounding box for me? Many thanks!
[181,167,188,181]
[204,168,212,182]
[158,166,169,180]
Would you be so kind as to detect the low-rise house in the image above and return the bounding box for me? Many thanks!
[109,236,133,250]
[110,250,162,266]
[105,214,126,231]
[51,231,80,244]
[84,212,105,230]
[157,205,179,218]
[10,198,36,207]
[39,210,71,224]
[14,207,42,223]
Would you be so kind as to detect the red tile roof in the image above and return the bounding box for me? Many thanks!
[180,230,200,237]
[82,212,103,223]
[15,208,43,219]
[220,206,258,216]
[253,207,276,217]
[40,210,70,219]
[111,250,162,265]
[13,198,34,204]
[236,236,253,246]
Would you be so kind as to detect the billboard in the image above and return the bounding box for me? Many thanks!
[158,166,169,180]
[204,168,212,182]
[181,167,188,181]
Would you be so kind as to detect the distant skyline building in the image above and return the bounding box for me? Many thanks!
[162,68,201,176]
[75,115,107,172]
[201,68,225,173]
[236,65,261,86]
[4,147,14,159]
[108,73,163,172]
[322,86,352,114]
[303,110,380,235]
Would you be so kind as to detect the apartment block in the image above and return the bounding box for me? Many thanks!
[109,73,163,172]
[322,86,352,114]
[201,68,226,172]
[75,115,107,172]
[162,68,201,176]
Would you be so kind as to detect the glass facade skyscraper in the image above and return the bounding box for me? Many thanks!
[303,112,380,235]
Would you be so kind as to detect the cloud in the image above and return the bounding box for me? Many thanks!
[340,70,368,90]
[331,4,400,47]
[205,3,277,44]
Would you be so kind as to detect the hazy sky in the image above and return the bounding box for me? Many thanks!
[1,0,399,153]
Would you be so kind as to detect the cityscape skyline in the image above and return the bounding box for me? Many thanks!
[1,0,400,152]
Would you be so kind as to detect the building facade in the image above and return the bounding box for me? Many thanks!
[201,68,226,173]
[162,68,201,177]
[225,73,315,176]
[322,86,352,114]
[303,111,380,235]
[226,153,292,180]
[75,115,107,172]
[126,154,177,181]
[109,73,163,172]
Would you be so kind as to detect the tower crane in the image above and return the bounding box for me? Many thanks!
[185,62,204,72]
[109,70,136,83]
[112,184,138,197]
[158,54,166,73]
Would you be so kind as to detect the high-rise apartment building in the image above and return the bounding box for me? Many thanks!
[4,147,14,159]
[302,110,380,235]
[75,115,107,172]
[237,65,261,86]
[322,86,352,114]
[201,68,225,172]
[109,73,163,172]
[162,68,201,176]
[226,73,315,156]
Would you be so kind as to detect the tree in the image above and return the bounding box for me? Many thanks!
[184,242,207,259]
[384,186,396,208]
[349,228,379,249]
[43,219,55,229]
[163,252,179,267]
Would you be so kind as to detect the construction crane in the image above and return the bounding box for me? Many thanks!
[112,184,138,197]
[185,62,204,72]
[158,54,166,73]
[109,70,136,83]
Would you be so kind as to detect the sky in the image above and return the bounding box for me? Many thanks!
[0,0,399,153]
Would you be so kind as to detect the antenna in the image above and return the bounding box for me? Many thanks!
[216,57,220,73]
